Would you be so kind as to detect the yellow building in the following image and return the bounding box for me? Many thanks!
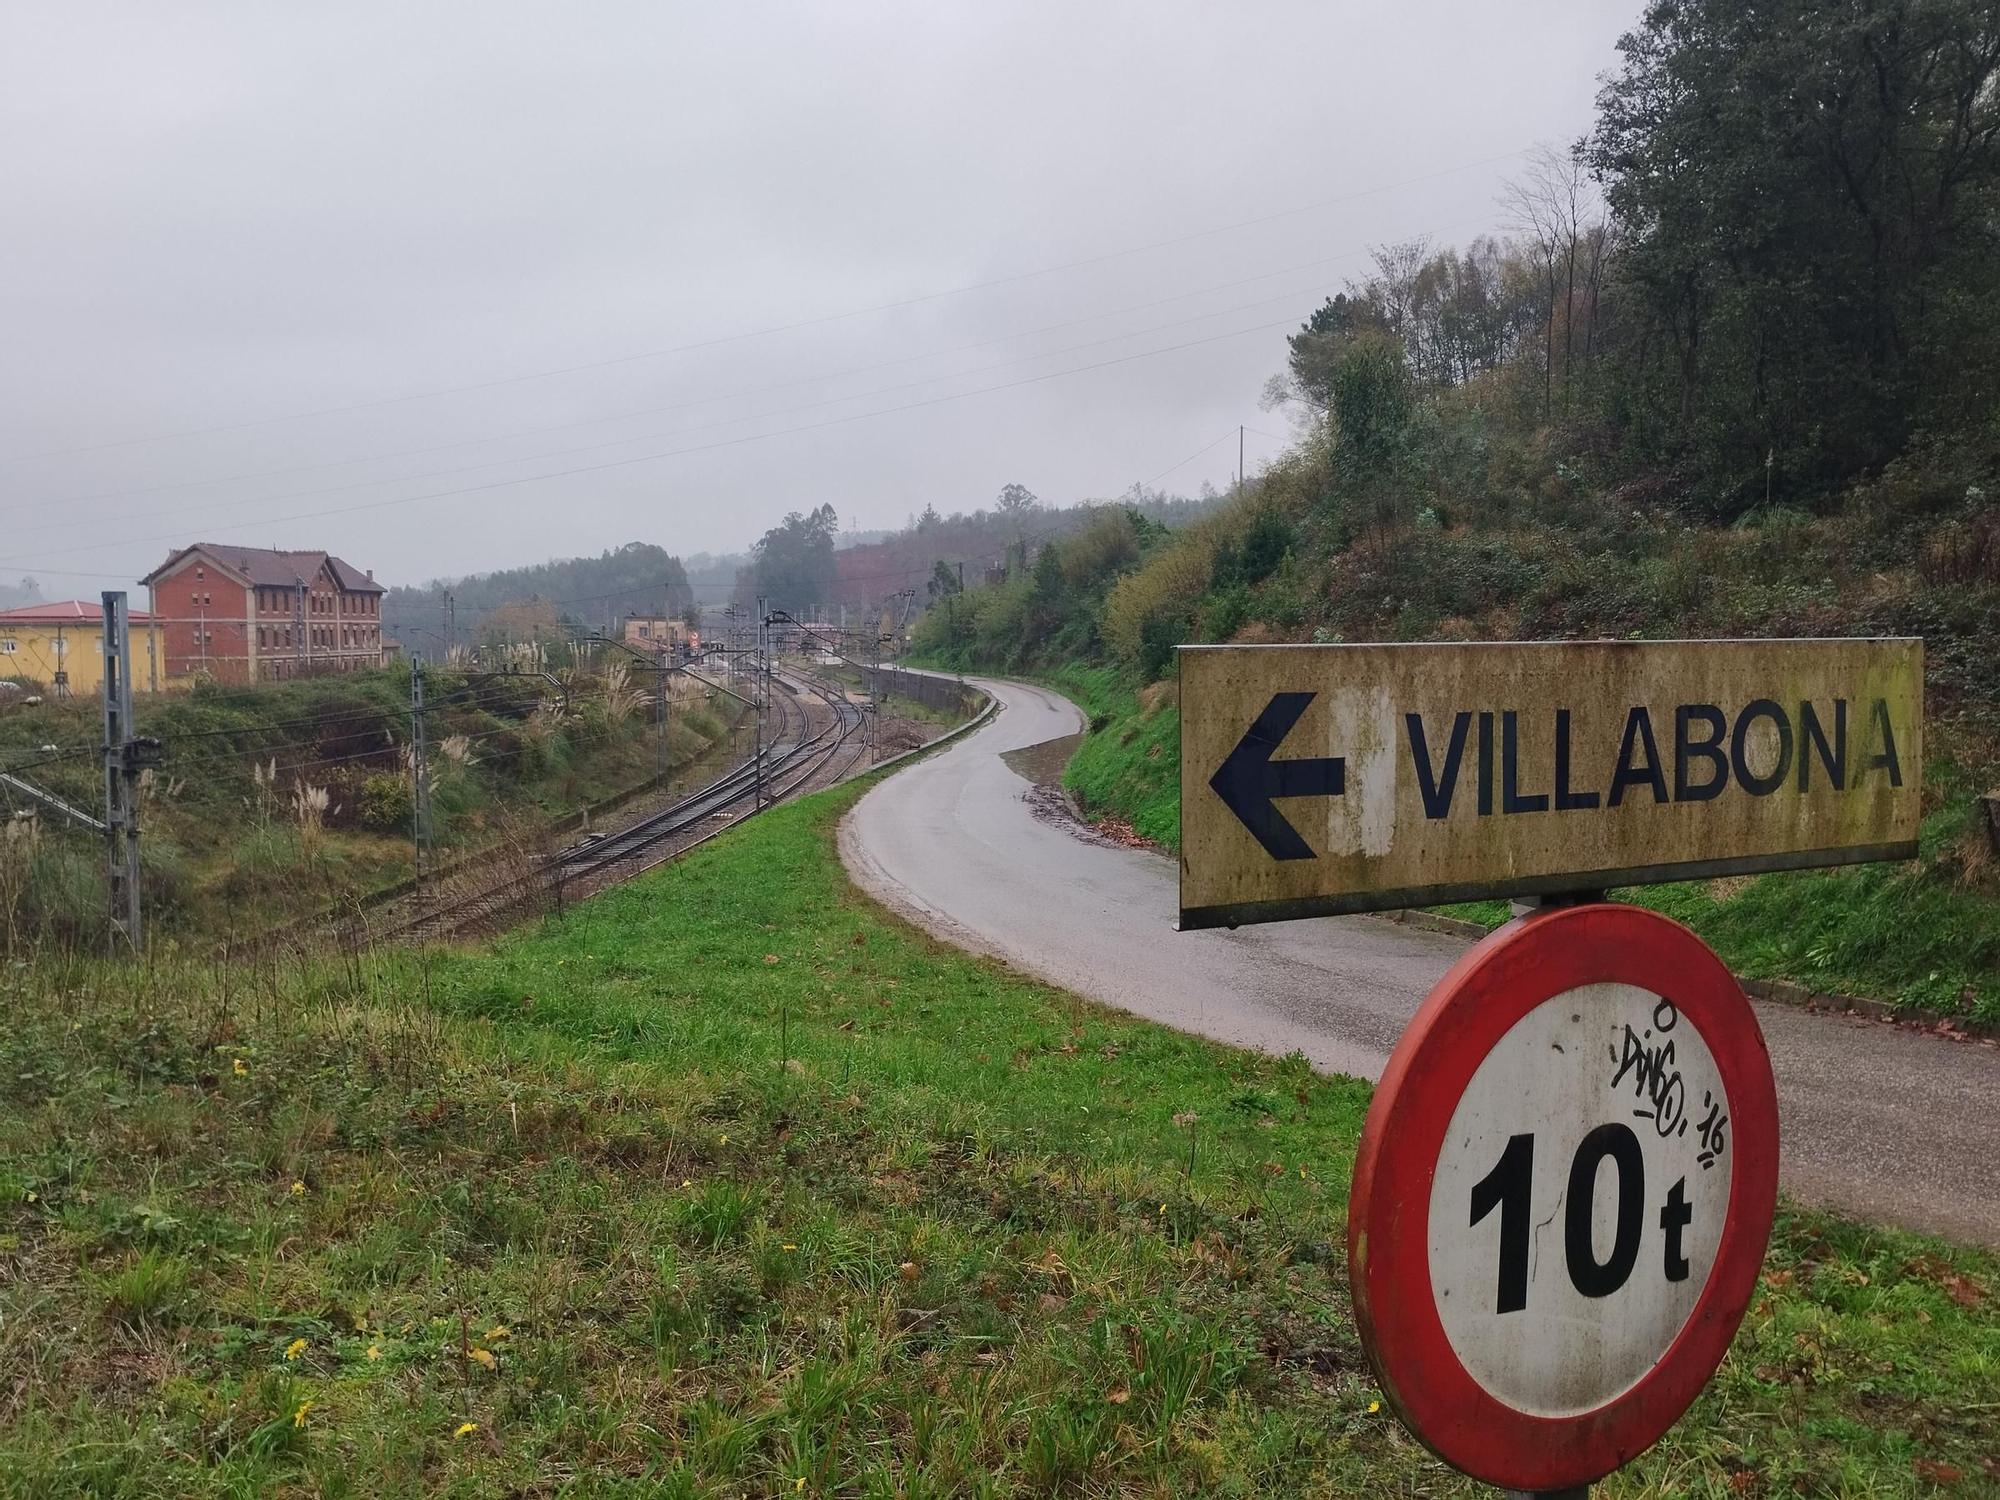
[0,601,164,698]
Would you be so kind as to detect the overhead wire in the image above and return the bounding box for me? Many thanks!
[0,306,1318,575]
[14,243,1388,519]
[0,273,1355,555]
[2,146,1528,466]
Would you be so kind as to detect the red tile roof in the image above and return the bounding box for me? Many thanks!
[0,600,154,623]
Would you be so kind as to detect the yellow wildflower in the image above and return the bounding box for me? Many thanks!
[782,1243,797,1252]
[795,1479,806,1494]
[719,1133,728,1145]
[293,1399,313,1428]
[290,1180,307,1196]
[232,1058,248,1077]
[453,1421,479,1440]
[468,1347,496,1371]
[284,1338,308,1361]
[485,1325,510,1342]
[1368,1400,1381,1414]
[366,1343,382,1362]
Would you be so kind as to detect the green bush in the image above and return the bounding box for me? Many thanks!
[358,773,415,832]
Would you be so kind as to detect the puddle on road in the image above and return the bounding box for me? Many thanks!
[1000,731,1081,787]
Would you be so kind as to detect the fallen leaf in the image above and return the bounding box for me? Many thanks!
[1106,1387,1129,1405]
[1912,1458,1962,1484]
[1940,1273,1984,1308]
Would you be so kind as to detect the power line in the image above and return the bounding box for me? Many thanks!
[13,244,1392,520]
[0,275,1351,555]
[1144,429,1241,487]
[3,147,1529,466]
[0,307,1315,575]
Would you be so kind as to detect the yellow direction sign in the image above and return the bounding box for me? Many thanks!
[1178,639,1922,930]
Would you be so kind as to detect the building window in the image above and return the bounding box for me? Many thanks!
[0,641,14,654]
[196,567,204,581]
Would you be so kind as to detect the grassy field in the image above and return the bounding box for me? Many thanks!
[0,782,1994,1495]
[0,666,749,953]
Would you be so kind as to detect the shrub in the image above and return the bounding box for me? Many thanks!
[359,773,415,833]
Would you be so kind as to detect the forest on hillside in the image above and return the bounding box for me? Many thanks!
[383,543,693,659]
[920,0,2000,734]
[735,485,1224,621]
[913,0,2000,1016]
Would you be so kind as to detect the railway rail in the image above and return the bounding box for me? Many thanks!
[352,666,869,947]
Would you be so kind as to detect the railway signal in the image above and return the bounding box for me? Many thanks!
[1175,638,1922,1496]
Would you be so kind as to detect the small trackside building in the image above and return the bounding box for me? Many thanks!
[140,543,387,684]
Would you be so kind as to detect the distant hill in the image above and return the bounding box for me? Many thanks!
[383,543,691,658]
[821,485,1224,615]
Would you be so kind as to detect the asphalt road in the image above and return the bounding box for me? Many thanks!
[841,675,2000,1247]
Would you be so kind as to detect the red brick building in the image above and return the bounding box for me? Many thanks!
[140,544,387,684]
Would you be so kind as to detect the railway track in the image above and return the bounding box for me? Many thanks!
[354,666,868,947]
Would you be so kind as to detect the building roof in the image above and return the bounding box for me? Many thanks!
[141,543,385,593]
[0,600,155,623]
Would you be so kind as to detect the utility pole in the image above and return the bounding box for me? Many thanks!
[410,660,432,880]
[656,656,670,782]
[869,624,881,765]
[443,589,455,661]
[753,597,765,810]
[1239,424,1245,493]
[100,591,155,953]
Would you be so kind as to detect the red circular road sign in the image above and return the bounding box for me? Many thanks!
[1348,902,1778,1492]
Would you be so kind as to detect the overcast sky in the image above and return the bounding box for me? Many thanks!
[0,2,1635,595]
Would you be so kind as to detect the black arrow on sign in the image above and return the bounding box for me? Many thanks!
[1208,691,1345,861]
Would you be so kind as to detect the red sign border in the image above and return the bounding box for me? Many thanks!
[1348,902,1779,1492]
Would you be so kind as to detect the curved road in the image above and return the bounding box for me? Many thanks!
[843,676,2000,1246]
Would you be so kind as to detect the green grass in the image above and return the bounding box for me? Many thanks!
[1047,663,1183,848]
[0,783,1994,1494]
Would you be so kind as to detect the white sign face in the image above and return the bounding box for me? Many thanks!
[1426,982,1733,1417]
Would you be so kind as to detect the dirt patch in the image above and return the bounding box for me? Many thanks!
[1001,731,1081,788]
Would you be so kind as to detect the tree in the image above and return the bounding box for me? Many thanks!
[479,597,564,650]
[1588,0,2000,503]
[926,559,961,603]
[1284,292,1381,411]
[996,483,1039,517]
[752,504,839,610]
[1504,145,1603,420]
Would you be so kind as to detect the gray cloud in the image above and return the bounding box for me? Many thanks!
[0,1,1633,590]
